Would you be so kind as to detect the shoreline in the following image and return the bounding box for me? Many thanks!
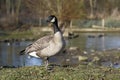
[69,28,120,33]
[0,27,120,41]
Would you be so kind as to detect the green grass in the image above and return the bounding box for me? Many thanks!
[0,30,33,40]
[0,65,120,80]
[0,29,51,41]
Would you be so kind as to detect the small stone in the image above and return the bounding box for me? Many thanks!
[78,56,88,61]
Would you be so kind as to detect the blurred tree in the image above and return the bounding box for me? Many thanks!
[0,0,22,30]
[1,0,120,30]
[24,0,49,26]
[24,0,86,27]
[5,0,21,17]
[84,0,120,19]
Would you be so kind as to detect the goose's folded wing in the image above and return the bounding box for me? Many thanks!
[25,35,53,53]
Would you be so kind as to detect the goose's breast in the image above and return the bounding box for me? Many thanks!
[40,41,63,57]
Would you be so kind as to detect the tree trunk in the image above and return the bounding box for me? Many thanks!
[11,0,15,16]
[6,0,10,15]
[15,0,21,26]
[57,0,62,18]
[39,17,42,26]
[89,0,93,18]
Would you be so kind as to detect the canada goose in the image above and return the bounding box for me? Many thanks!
[19,15,65,68]
[68,32,79,39]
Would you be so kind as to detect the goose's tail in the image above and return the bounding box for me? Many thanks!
[19,49,25,55]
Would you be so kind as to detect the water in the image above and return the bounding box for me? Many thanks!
[86,33,120,51]
[0,33,120,67]
[0,41,42,67]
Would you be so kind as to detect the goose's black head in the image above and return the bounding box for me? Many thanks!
[46,15,57,23]
[47,15,61,33]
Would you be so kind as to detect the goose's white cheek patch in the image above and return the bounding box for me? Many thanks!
[51,17,55,22]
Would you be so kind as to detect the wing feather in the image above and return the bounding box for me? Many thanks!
[25,35,53,53]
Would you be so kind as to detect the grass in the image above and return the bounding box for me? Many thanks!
[0,65,120,80]
[0,30,33,40]
[0,28,51,41]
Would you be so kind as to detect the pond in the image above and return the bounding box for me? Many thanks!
[0,33,120,67]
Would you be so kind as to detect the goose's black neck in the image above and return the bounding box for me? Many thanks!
[53,21,61,33]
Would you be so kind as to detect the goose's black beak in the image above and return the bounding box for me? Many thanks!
[46,19,50,22]
[46,17,51,23]
[46,17,52,26]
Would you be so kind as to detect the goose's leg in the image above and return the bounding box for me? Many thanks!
[45,57,49,69]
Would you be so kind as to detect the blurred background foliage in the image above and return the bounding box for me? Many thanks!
[0,0,120,31]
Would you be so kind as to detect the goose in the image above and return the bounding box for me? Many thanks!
[19,15,65,68]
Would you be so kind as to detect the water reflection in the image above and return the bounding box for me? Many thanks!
[86,33,120,52]
[0,33,120,67]
[86,33,105,51]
